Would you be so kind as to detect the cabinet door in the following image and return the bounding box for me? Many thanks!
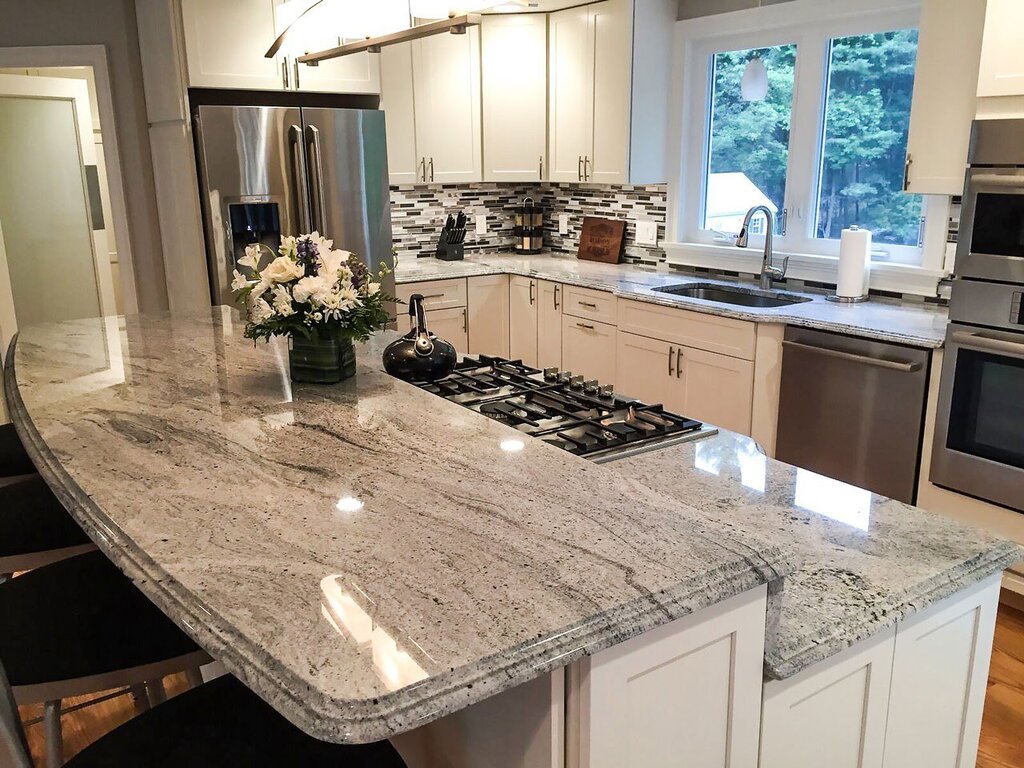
[574,586,767,768]
[677,347,754,435]
[977,0,1024,97]
[904,0,986,194]
[467,274,510,358]
[760,626,896,768]
[548,6,591,183]
[295,53,380,94]
[588,0,631,184]
[181,0,283,90]
[537,281,563,369]
[412,28,482,183]
[615,331,673,407]
[882,575,1000,768]
[562,316,616,385]
[380,42,420,185]
[426,307,468,355]
[482,15,547,182]
[509,276,538,366]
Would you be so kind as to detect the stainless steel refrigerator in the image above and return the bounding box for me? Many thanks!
[194,105,394,311]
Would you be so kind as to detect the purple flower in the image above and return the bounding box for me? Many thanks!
[295,236,319,276]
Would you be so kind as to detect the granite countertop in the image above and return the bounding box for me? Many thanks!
[395,252,950,349]
[613,431,1023,679]
[5,310,793,744]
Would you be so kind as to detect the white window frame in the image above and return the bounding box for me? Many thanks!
[665,0,950,296]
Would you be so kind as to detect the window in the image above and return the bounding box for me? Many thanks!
[815,30,922,247]
[704,44,796,236]
[680,5,945,271]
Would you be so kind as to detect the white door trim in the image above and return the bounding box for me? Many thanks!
[0,45,138,313]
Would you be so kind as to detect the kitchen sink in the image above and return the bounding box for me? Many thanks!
[652,282,813,308]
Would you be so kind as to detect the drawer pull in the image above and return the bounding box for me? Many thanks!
[668,345,674,376]
[420,293,445,300]
[576,322,595,330]
[676,347,682,378]
[578,301,598,308]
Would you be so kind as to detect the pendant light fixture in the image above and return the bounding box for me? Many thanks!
[740,0,768,102]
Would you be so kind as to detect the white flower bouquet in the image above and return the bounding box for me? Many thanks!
[232,232,394,345]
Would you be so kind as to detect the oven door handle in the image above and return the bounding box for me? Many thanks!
[951,330,1024,359]
[966,173,1024,188]
[781,340,923,372]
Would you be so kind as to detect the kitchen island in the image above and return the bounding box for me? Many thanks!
[5,309,1019,767]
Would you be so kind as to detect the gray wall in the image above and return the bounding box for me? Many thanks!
[0,0,169,313]
[678,0,795,20]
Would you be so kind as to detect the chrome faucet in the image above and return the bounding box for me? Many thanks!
[735,205,789,290]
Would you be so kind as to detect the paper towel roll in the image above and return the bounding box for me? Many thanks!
[837,226,871,298]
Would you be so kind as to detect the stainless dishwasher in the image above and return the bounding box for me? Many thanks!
[775,327,931,504]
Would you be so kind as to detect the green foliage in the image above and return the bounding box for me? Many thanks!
[708,29,923,246]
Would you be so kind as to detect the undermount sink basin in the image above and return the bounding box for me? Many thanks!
[652,282,813,308]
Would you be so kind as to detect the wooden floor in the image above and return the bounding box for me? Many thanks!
[14,604,1024,767]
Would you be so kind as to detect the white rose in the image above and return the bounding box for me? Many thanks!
[231,269,249,292]
[262,256,304,284]
[238,244,262,271]
[248,297,274,324]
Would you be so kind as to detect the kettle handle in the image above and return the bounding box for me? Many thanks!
[408,294,435,357]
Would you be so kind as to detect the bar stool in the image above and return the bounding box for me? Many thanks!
[1,672,408,768]
[0,423,38,479]
[0,551,211,766]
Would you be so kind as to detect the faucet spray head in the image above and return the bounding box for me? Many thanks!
[735,227,749,248]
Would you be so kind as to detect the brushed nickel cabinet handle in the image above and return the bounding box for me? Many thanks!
[668,345,674,376]
[529,281,535,305]
[577,155,583,181]
[420,293,445,299]
[903,153,912,191]
[578,301,598,308]
[419,157,426,182]
[293,58,300,90]
[584,156,591,181]
[576,322,595,330]
[539,155,543,179]
[429,157,434,183]
[553,284,560,310]
[281,58,290,89]
[676,347,682,378]
[462,307,467,333]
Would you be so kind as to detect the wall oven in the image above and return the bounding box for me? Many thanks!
[932,121,1024,513]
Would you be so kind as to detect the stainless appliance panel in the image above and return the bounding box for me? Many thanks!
[195,105,307,305]
[931,321,1024,512]
[301,108,395,317]
[956,166,1024,283]
[776,328,930,504]
[949,278,1024,333]
[966,117,1024,166]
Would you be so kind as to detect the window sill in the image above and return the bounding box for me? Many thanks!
[662,242,947,297]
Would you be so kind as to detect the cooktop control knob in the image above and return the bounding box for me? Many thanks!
[583,379,599,395]
[543,367,560,381]
[599,384,615,399]
[569,375,585,390]
[558,371,573,383]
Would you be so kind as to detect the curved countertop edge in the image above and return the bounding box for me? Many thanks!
[4,333,795,744]
[394,256,948,349]
[763,542,1024,681]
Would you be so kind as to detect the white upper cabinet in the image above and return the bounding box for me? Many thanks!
[181,0,283,90]
[548,0,674,185]
[481,14,547,182]
[589,0,632,184]
[380,42,420,185]
[412,28,483,183]
[549,5,592,182]
[904,0,987,195]
[977,0,1024,98]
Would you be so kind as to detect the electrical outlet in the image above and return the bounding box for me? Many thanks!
[558,213,569,235]
[475,214,487,236]
[636,220,658,246]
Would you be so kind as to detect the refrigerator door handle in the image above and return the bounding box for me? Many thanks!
[288,124,311,234]
[306,124,327,235]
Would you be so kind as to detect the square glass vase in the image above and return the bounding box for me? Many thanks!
[288,332,356,384]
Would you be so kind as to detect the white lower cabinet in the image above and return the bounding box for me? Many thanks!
[509,275,539,366]
[425,307,468,354]
[570,585,768,768]
[467,274,510,358]
[537,281,563,369]
[561,316,615,385]
[760,574,1001,768]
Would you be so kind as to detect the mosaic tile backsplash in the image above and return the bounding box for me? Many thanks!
[390,182,668,264]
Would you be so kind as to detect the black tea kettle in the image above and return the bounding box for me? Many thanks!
[382,294,458,382]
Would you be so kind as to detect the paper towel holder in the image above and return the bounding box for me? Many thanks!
[827,224,871,303]
[825,293,869,304]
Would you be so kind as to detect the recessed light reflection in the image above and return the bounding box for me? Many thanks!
[336,495,364,513]
[500,438,525,453]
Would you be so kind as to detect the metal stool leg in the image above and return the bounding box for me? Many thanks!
[185,667,204,689]
[145,679,166,708]
[43,700,62,768]
[130,684,150,715]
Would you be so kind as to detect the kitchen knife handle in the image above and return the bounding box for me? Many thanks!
[668,345,674,376]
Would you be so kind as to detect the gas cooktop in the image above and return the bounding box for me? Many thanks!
[414,355,717,462]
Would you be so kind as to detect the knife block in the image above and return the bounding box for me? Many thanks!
[436,241,464,261]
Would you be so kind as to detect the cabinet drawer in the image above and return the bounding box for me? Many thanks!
[617,298,756,360]
[562,316,616,385]
[395,278,467,311]
[425,306,468,354]
[562,285,617,325]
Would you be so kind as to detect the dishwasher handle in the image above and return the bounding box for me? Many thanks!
[782,339,923,372]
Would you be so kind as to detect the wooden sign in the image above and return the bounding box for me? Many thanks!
[577,217,626,264]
